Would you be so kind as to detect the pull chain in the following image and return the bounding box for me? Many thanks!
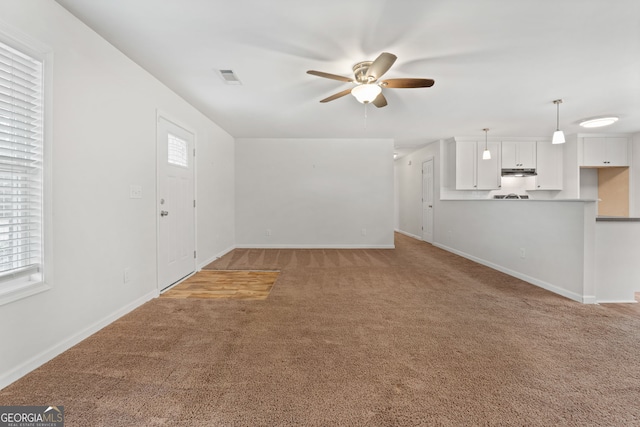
[364,102,368,130]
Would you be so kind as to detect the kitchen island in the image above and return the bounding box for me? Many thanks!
[434,198,639,303]
[436,198,597,303]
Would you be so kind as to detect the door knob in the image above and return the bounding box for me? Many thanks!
[160,210,169,217]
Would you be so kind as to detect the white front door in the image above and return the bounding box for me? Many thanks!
[157,116,195,291]
[422,158,434,243]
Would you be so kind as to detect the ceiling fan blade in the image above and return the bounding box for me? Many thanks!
[307,70,353,83]
[319,88,353,103]
[372,93,387,108]
[366,52,397,81]
[380,78,435,88]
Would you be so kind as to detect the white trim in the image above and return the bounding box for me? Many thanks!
[0,23,54,307]
[395,229,422,241]
[433,242,588,304]
[0,281,51,307]
[197,245,236,270]
[155,111,197,292]
[0,289,158,390]
[159,271,196,293]
[595,299,636,304]
[421,156,435,244]
[235,244,395,249]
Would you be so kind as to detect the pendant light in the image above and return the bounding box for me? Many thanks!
[552,99,565,144]
[482,128,491,160]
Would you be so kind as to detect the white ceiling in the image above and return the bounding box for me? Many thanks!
[55,0,640,156]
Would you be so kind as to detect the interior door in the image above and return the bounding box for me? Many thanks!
[157,116,195,291]
[422,158,434,243]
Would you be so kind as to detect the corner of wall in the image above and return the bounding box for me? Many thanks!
[631,133,640,216]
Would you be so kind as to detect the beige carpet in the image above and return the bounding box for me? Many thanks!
[2,233,640,426]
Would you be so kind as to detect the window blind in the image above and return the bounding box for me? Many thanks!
[0,40,43,283]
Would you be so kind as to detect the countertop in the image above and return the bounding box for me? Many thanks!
[441,198,597,202]
[596,216,640,222]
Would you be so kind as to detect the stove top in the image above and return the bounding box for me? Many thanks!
[494,194,529,199]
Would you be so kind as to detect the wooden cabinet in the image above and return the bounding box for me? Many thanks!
[534,141,563,190]
[501,141,536,169]
[455,140,501,190]
[582,137,628,167]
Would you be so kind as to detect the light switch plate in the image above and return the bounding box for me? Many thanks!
[129,185,142,199]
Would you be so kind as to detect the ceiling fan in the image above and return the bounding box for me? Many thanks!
[307,52,434,108]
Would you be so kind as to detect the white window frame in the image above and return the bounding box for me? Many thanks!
[0,28,53,306]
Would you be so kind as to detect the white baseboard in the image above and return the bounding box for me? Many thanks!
[596,299,637,304]
[0,289,158,390]
[234,244,395,249]
[197,245,236,270]
[394,229,423,241]
[433,243,588,304]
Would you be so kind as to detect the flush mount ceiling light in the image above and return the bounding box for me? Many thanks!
[351,84,382,104]
[552,99,565,144]
[482,128,491,160]
[579,116,619,128]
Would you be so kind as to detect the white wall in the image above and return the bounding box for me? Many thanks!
[435,200,597,303]
[235,138,394,248]
[595,221,640,302]
[394,142,439,239]
[0,1,235,388]
[561,134,581,199]
[580,168,599,205]
[632,132,640,217]
[196,125,235,267]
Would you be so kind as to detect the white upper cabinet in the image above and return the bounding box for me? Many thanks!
[501,141,536,169]
[455,140,501,190]
[534,141,563,190]
[582,137,629,167]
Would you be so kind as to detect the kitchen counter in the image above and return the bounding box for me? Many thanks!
[441,198,597,202]
[596,216,640,222]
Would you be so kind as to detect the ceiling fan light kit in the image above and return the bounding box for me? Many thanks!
[351,84,381,104]
[307,52,435,108]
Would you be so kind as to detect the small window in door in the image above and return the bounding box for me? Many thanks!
[167,133,189,167]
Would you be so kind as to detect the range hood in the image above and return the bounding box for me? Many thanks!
[501,168,537,177]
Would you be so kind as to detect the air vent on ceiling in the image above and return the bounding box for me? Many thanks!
[218,69,241,85]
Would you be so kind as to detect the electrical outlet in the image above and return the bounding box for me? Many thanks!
[520,248,526,259]
[361,228,367,236]
[266,229,272,237]
[124,268,131,283]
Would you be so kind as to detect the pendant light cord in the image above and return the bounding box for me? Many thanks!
[554,99,563,131]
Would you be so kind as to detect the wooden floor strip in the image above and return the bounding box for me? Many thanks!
[161,270,280,300]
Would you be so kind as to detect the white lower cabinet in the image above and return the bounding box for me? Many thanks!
[534,141,563,190]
